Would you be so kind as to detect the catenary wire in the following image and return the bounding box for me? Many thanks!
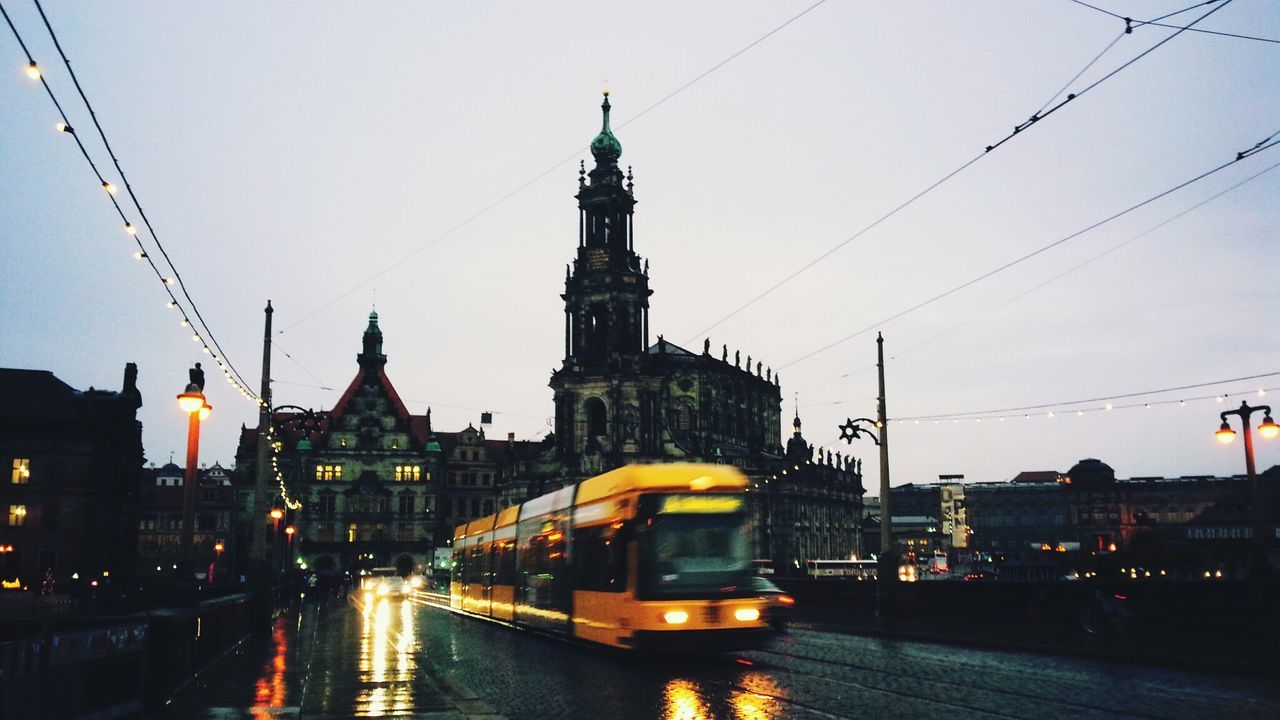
[278,0,831,336]
[795,156,1280,394]
[30,0,258,397]
[1066,0,1278,43]
[776,130,1280,370]
[682,0,1236,345]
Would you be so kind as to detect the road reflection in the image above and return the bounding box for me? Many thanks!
[663,668,785,720]
[251,619,288,719]
[356,596,418,717]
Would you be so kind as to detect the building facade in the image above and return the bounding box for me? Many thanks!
[136,462,235,579]
[0,365,144,589]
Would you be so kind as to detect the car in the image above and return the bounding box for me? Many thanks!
[367,575,407,599]
[749,576,795,630]
[962,571,991,582]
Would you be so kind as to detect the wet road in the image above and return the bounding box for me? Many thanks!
[168,591,1280,719]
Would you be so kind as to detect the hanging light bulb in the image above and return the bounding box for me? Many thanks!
[1048,411,1055,418]
[26,62,41,80]
[1259,414,1279,440]
[1076,410,1084,417]
[191,333,200,342]
[167,300,177,309]
[1105,403,1113,411]
[133,251,146,260]
[102,181,117,195]
[56,122,72,133]
[164,277,175,285]
[124,223,137,235]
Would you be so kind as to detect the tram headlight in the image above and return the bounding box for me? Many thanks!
[663,610,689,625]
[734,608,760,622]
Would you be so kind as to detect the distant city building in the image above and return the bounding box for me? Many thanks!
[136,462,235,578]
[0,365,144,588]
[887,458,1279,577]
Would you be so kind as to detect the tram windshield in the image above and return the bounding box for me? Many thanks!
[637,494,751,597]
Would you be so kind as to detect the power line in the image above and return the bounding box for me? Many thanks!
[776,129,1279,370]
[30,0,258,399]
[2,0,259,402]
[279,0,831,336]
[683,0,1236,345]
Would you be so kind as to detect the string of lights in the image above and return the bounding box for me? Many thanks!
[278,0,830,336]
[30,0,258,401]
[2,1,261,404]
[263,424,302,510]
[683,0,1236,345]
[896,384,1276,425]
[1066,0,1280,44]
[777,128,1280,371]
[794,155,1280,396]
[897,371,1280,421]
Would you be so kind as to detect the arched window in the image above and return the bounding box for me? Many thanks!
[585,397,607,439]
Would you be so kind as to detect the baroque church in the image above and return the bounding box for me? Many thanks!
[529,93,866,567]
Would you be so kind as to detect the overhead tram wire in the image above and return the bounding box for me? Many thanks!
[682,0,1238,345]
[1067,0,1279,44]
[30,0,259,400]
[888,158,1280,362]
[776,128,1280,371]
[278,0,831,337]
[2,1,258,401]
[794,156,1280,396]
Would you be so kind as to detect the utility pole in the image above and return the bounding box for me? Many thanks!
[876,332,895,623]
[250,301,274,565]
[838,333,896,624]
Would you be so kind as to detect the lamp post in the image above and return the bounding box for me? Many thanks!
[1215,401,1278,574]
[839,332,894,623]
[177,371,212,573]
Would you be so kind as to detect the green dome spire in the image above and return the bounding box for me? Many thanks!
[590,91,622,165]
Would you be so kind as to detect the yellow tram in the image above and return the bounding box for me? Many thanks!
[450,463,773,650]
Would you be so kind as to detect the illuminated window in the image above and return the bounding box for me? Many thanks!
[394,465,421,482]
[315,465,342,481]
[11,459,30,484]
[347,524,357,543]
[8,504,27,527]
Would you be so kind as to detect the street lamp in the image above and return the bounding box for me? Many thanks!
[1215,401,1276,575]
[177,367,212,572]
[839,332,895,624]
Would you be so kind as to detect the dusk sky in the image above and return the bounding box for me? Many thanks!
[2,1,1277,489]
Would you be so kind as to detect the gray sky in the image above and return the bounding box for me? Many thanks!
[2,1,1277,487]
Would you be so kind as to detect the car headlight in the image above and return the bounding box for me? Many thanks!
[663,610,689,625]
[734,608,760,622]
[376,585,389,596]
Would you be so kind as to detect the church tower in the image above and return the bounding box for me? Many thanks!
[563,91,651,363]
[551,93,654,469]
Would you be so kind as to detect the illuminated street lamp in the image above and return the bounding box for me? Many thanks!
[177,367,212,569]
[1215,401,1276,574]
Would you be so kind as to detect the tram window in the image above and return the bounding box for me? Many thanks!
[453,546,467,584]
[573,523,626,592]
[493,540,516,585]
